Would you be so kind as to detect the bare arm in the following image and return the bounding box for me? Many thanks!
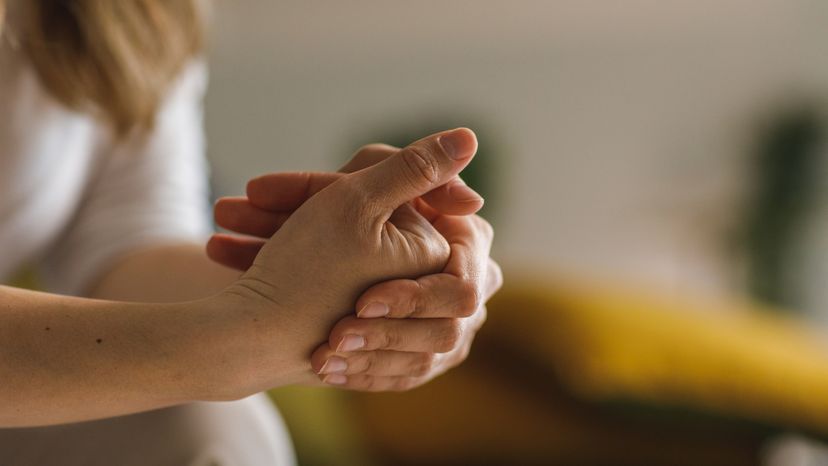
[0,285,225,427]
[0,246,295,427]
[88,243,240,303]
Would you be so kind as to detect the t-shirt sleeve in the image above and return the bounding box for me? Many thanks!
[40,61,213,296]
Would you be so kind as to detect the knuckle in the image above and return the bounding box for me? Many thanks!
[381,328,401,350]
[411,289,428,318]
[435,319,464,353]
[475,216,495,242]
[362,377,380,392]
[419,235,450,274]
[414,353,436,377]
[360,353,376,374]
[490,260,504,292]
[456,280,482,317]
[400,145,440,187]
[433,235,452,262]
[392,377,415,392]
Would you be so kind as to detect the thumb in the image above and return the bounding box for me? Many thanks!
[344,128,478,215]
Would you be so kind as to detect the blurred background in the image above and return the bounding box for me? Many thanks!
[204,1,828,465]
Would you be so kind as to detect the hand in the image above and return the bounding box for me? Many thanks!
[210,135,503,392]
[208,128,479,397]
[311,208,502,391]
[207,143,485,271]
[318,145,502,391]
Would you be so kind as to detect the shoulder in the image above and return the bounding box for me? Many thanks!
[164,60,209,109]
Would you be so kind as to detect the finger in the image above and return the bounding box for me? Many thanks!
[205,234,266,271]
[246,172,342,211]
[412,197,441,223]
[339,143,398,173]
[420,177,484,215]
[355,273,478,319]
[321,324,480,388]
[343,128,478,215]
[354,215,494,319]
[342,143,482,216]
[485,258,504,301]
[310,345,437,377]
[434,215,494,286]
[319,374,424,392]
[329,315,463,354]
[214,197,291,238]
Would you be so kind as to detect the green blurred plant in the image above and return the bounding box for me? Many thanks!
[742,104,825,310]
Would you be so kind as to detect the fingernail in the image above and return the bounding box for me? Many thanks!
[439,128,475,160]
[319,357,348,375]
[358,302,389,318]
[324,374,347,385]
[448,179,484,203]
[337,334,365,352]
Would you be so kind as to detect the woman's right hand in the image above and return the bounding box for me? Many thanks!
[205,128,478,398]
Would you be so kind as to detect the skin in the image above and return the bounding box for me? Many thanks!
[0,128,485,426]
[210,144,503,392]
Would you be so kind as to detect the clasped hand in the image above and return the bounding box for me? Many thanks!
[208,128,502,393]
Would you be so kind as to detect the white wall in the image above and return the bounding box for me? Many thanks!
[205,0,828,297]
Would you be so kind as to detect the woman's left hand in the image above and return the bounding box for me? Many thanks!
[209,143,502,391]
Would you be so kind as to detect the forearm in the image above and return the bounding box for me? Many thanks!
[89,243,240,302]
[0,286,255,427]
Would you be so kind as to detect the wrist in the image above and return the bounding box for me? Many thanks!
[175,285,314,401]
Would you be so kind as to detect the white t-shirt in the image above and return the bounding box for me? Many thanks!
[0,32,212,296]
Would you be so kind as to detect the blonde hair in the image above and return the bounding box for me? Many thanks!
[14,0,204,136]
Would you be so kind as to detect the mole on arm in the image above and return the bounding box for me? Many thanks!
[96,338,103,344]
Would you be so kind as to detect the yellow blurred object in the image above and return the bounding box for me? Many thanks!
[267,386,376,466]
[492,276,828,432]
[340,275,828,465]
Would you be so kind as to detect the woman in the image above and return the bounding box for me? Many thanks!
[0,1,500,465]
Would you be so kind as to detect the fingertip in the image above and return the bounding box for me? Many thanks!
[357,302,389,318]
[245,174,267,199]
[213,197,241,229]
[246,174,274,206]
[323,374,348,386]
[328,315,360,349]
[310,344,335,374]
[205,233,237,259]
[448,179,484,203]
[205,235,241,271]
[205,234,221,261]
[438,128,478,161]
[204,234,264,271]
[422,194,483,216]
[247,172,294,206]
